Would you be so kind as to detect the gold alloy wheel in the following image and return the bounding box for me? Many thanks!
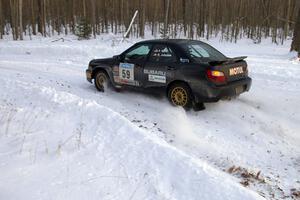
[96,73,107,90]
[170,87,188,106]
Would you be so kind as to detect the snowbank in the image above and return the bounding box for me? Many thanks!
[0,35,299,199]
[0,77,262,200]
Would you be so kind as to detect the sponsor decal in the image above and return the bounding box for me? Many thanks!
[86,71,92,79]
[113,66,119,78]
[113,63,139,86]
[113,76,121,83]
[119,63,134,81]
[113,65,119,72]
[148,74,166,83]
[144,69,166,76]
[180,58,190,63]
[119,79,140,86]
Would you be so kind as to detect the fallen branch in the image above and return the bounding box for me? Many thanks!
[276,17,295,24]
[122,10,138,42]
[51,38,72,42]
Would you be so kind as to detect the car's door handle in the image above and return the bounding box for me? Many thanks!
[167,66,176,70]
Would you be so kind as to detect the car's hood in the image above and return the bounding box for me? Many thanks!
[89,57,115,67]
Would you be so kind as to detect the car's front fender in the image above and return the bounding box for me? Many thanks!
[92,65,118,86]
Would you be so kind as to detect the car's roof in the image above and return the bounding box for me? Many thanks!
[136,39,205,46]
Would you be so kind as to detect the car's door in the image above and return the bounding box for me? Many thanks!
[143,44,178,87]
[115,44,152,87]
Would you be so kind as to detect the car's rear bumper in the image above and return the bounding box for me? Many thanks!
[191,77,252,103]
[86,69,92,83]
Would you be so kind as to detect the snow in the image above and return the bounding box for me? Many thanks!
[0,35,299,200]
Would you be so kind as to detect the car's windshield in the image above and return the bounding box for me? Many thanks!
[181,42,227,62]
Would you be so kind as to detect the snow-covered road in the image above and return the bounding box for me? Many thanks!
[0,36,299,200]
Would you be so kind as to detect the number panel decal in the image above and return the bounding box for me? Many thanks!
[114,63,140,86]
[119,63,134,81]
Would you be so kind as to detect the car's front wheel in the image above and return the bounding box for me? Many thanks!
[167,83,193,109]
[94,71,110,92]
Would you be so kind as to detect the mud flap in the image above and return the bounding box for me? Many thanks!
[193,102,206,111]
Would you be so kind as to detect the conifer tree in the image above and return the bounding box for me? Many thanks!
[75,17,91,40]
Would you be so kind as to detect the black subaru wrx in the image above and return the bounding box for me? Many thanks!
[86,39,251,110]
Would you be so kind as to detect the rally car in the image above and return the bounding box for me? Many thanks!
[86,39,251,110]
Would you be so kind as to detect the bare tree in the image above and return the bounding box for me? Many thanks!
[19,0,23,40]
[291,7,300,56]
[163,0,170,38]
[9,0,18,40]
[139,0,145,38]
[0,0,3,39]
[0,0,298,42]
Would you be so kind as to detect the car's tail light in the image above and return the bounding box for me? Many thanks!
[206,69,226,84]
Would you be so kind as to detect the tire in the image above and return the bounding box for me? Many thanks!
[94,71,110,92]
[167,83,193,109]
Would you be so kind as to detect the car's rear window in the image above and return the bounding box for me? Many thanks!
[181,42,227,62]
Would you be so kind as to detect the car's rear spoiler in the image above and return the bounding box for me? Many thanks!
[209,56,247,66]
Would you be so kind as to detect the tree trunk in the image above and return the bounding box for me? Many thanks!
[10,0,18,40]
[31,0,36,35]
[37,0,43,35]
[163,0,170,38]
[91,0,96,38]
[83,0,86,18]
[139,0,145,38]
[43,0,46,36]
[19,0,23,40]
[285,0,291,39]
[0,0,3,39]
[291,7,300,57]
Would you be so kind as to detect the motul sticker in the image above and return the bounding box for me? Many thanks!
[229,66,244,76]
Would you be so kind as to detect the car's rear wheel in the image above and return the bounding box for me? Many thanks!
[95,71,110,92]
[168,83,193,109]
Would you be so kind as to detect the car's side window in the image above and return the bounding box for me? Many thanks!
[149,45,177,63]
[188,44,210,58]
[124,44,152,62]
